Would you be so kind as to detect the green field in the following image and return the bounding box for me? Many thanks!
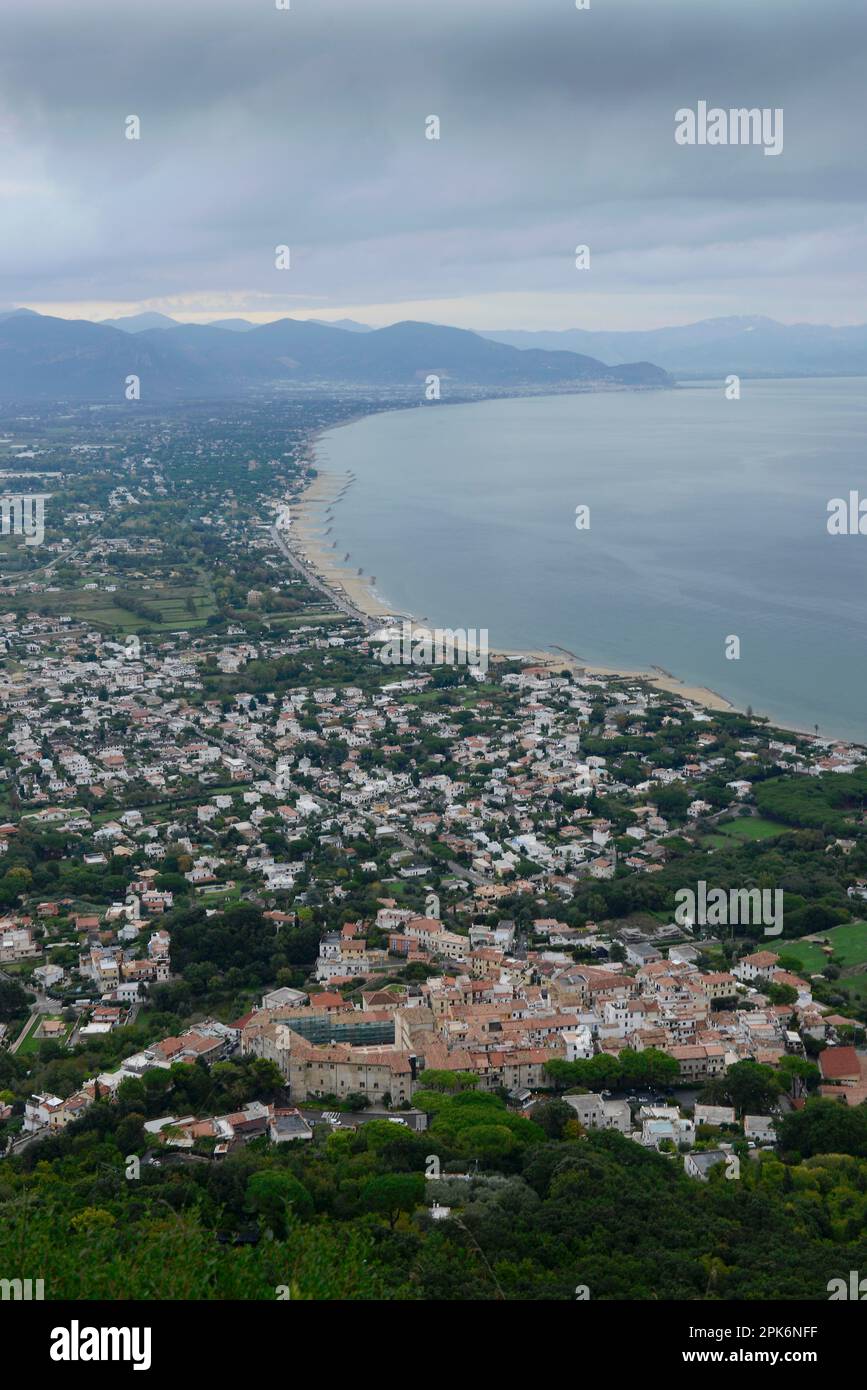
[10,571,216,633]
[715,817,786,842]
[783,921,867,974]
[16,1015,74,1056]
[837,975,867,1009]
[12,1013,43,1055]
[199,884,243,906]
[265,611,345,628]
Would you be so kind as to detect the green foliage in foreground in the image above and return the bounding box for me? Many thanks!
[2,1088,867,1300]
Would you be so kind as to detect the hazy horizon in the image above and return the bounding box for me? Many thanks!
[4,307,867,335]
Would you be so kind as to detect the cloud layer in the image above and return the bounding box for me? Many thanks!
[0,0,864,327]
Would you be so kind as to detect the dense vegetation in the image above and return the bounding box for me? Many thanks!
[2,1080,865,1300]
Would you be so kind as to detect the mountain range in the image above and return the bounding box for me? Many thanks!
[100,313,376,335]
[92,310,867,380]
[480,317,867,379]
[0,310,669,400]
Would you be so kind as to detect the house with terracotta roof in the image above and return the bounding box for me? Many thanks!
[818,1045,861,1085]
[733,951,780,984]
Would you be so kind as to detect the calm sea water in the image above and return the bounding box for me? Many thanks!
[315,379,867,740]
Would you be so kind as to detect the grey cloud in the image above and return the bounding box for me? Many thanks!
[0,0,863,321]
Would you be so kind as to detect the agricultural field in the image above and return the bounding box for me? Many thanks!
[10,570,216,632]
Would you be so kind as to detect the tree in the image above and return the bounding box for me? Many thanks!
[360,1173,425,1230]
[246,1170,314,1236]
[0,979,32,1022]
[703,1060,780,1117]
[248,1058,285,1100]
[619,1048,679,1090]
[117,1077,148,1113]
[2,866,32,903]
[775,1056,820,1098]
[532,1099,576,1140]
[776,1098,867,1159]
[115,1112,146,1154]
[417,1070,478,1093]
[70,1208,116,1234]
[766,982,798,1007]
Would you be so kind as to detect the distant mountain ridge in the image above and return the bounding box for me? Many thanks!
[479,316,867,379]
[81,310,867,379]
[99,311,181,332]
[100,312,374,334]
[0,311,670,400]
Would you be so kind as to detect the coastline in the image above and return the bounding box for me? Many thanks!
[285,464,394,619]
[280,453,738,717]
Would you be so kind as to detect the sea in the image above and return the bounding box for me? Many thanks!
[314,377,867,742]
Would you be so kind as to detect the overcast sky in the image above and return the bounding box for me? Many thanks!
[0,0,864,329]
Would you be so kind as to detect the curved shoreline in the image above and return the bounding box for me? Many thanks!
[275,394,863,743]
[283,444,738,717]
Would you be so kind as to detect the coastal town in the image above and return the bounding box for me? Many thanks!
[1,399,867,1301]
[1,0,864,1350]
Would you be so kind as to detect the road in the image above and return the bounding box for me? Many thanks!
[1,967,57,1055]
[374,820,486,887]
[269,523,378,632]
[2,1127,47,1158]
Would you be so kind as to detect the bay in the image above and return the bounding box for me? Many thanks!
[315,378,867,740]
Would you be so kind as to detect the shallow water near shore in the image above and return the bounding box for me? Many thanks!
[314,378,867,741]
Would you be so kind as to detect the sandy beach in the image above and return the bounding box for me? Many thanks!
[281,462,737,716]
[493,650,734,712]
[285,467,394,619]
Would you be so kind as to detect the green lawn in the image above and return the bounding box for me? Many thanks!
[380,878,409,898]
[837,975,867,1008]
[715,817,786,842]
[783,921,867,974]
[266,611,345,627]
[12,1013,43,1055]
[199,884,243,906]
[779,939,829,974]
[822,920,867,967]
